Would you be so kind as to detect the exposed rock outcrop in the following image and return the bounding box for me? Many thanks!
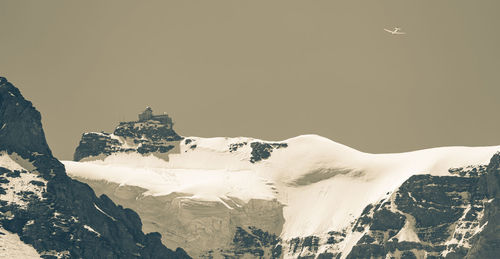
[0,77,189,258]
[0,77,51,159]
[74,117,182,161]
[250,142,288,163]
[285,160,499,259]
[465,152,500,259]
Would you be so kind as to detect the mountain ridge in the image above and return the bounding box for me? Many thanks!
[3,75,499,258]
[67,117,500,258]
[0,77,190,258]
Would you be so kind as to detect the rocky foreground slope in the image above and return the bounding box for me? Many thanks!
[0,77,190,258]
[67,108,500,258]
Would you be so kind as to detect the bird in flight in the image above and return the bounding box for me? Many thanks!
[384,27,406,35]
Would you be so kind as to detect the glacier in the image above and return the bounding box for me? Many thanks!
[63,134,500,258]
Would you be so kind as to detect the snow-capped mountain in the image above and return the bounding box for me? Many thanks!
[0,77,190,258]
[65,109,500,258]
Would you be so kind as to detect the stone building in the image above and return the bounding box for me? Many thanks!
[138,107,173,128]
[138,107,153,121]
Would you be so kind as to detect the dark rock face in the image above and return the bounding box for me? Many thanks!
[0,77,190,258]
[229,142,247,153]
[114,121,181,142]
[449,165,488,177]
[369,209,406,231]
[0,78,52,158]
[222,226,281,258]
[250,142,288,163]
[289,236,320,255]
[74,120,181,161]
[465,153,500,259]
[343,160,499,259]
[396,175,481,243]
[73,132,122,161]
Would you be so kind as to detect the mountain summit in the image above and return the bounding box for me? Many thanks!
[0,77,190,258]
[74,107,182,161]
[67,114,500,258]
[0,77,51,158]
[2,76,499,258]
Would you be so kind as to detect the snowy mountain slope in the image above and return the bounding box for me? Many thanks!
[64,132,500,258]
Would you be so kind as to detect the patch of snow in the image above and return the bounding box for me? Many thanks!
[0,166,47,209]
[393,215,420,243]
[93,203,116,221]
[83,225,101,237]
[384,189,421,243]
[0,227,41,258]
[339,230,366,259]
[0,152,44,208]
[474,220,488,235]
[39,250,70,259]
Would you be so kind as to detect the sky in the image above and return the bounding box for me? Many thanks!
[1,0,499,160]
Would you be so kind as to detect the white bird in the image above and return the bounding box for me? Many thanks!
[384,27,406,35]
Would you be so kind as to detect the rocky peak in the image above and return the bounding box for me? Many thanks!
[74,110,182,161]
[0,77,52,158]
[0,77,190,258]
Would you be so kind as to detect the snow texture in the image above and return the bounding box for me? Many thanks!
[0,152,47,209]
[63,135,500,242]
[0,227,41,258]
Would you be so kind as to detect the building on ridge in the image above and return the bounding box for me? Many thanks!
[138,107,173,128]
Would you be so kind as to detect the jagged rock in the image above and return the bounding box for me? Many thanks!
[370,209,406,231]
[225,226,281,258]
[114,121,181,142]
[229,142,247,152]
[0,77,190,258]
[73,132,121,161]
[344,161,497,259]
[449,165,488,177]
[250,142,288,163]
[346,243,385,259]
[73,107,182,161]
[0,77,52,159]
[465,152,500,259]
[74,120,181,161]
[396,175,483,243]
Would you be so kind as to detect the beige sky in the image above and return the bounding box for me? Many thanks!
[1,0,499,160]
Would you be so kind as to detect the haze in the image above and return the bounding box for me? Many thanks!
[1,0,499,160]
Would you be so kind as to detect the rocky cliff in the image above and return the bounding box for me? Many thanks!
[284,161,500,259]
[0,77,190,258]
[74,118,182,161]
[465,153,500,259]
[63,76,500,259]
